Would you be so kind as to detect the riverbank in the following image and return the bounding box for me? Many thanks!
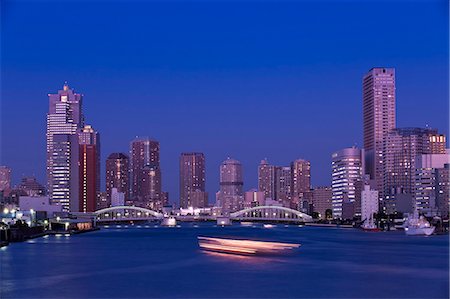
[1,227,100,247]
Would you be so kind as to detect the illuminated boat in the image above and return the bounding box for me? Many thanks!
[198,236,300,255]
[403,208,435,236]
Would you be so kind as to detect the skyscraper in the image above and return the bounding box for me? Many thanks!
[291,159,311,210]
[130,138,162,207]
[140,164,162,210]
[258,159,276,200]
[78,125,100,213]
[384,127,446,213]
[0,166,11,192]
[105,153,129,206]
[47,83,84,212]
[179,153,206,208]
[363,67,396,195]
[216,158,244,214]
[331,147,364,219]
[275,166,292,207]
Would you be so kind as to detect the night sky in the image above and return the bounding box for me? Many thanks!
[1,0,448,204]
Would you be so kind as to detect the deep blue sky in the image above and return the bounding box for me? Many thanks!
[1,0,448,204]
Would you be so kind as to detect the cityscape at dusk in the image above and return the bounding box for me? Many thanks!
[0,0,449,298]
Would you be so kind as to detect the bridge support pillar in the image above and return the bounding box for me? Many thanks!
[161,217,177,227]
[217,217,231,226]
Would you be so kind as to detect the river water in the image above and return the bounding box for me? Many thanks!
[1,223,448,298]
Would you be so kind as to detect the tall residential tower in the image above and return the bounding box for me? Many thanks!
[216,158,244,214]
[105,153,129,207]
[363,68,396,196]
[130,138,162,209]
[179,153,207,208]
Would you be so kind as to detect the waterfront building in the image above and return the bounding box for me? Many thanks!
[291,159,311,210]
[435,165,450,218]
[384,127,446,213]
[415,153,450,217]
[276,166,292,207]
[244,189,265,208]
[179,153,206,208]
[78,125,100,213]
[130,138,162,207]
[46,83,84,212]
[140,164,162,210]
[105,153,129,205]
[361,185,379,225]
[312,186,332,220]
[19,196,62,218]
[0,166,11,191]
[258,159,276,201]
[331,147,364,219]
[363,67,396,197]
[17,177,46,196]
[215,158,244,215]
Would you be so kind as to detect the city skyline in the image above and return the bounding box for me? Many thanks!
[1,1,448,204]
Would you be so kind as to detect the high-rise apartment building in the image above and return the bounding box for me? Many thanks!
[216,158,244,214]
[275,166,292,207]
[78,125,100,213]
[258,159,276,200]
[130,138,162,207]
[179,153,206,208]
[140,165,162,210]
[384,128,446,213]
[291,159,311,209]
[363,67,396,196]
[331,147,364,219]
[105,153,129,205]
[0,166,11,191]
[47,83,84,212]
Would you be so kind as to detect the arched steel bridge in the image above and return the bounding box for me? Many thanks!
[91,205,312,223]
[94,206,163,222]
[230,206,313,222]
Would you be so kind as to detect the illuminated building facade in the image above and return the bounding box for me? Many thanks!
[216,158,244,214]
[78,125,100,213]
[331,147,364,219]
[179,152,206,208]
[46,83,83,212]
[363,67,396,197]
[106,153,129,205]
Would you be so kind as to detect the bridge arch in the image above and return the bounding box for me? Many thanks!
[94,205,163,220]
[230,206,313,222]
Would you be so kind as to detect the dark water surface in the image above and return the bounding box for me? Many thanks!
[1,223,448,298]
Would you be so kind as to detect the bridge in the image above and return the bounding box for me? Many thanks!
[230,206,313,222]
[94,206,163,222]
[77,205,312,224]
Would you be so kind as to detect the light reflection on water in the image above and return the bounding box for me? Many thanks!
[0,223,448,299]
